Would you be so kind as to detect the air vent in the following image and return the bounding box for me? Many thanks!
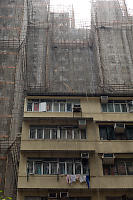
[100,96,108,104]
[114,123,125,133]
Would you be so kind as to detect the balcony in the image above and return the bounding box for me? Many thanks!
[18,175,88,189]
[91,176,133,189]
[21,140,95,152]
[24,111,74,119]
[18,175,133,189]
[97,140,133,153]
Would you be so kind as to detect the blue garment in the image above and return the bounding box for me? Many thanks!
[86,175,90,188]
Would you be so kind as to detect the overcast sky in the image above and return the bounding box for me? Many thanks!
[50,0,133,27]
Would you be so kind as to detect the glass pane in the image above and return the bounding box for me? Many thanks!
[44,129,50,139]
[60,129,66,139]
[74,129,80,139]
[51,129,57,139]
[107,127,115,140]
[59,163,65,174]
[67,162,73,174]
[126,127,133,140]
[67,103,72,112]
[126,161,133,175]
[37,128,43,139]
[117,161,126,175]
[101,104,107,112]
[60,103,65,112]
[81,130,86,139]
[34,102,39,111]
[99,127,107,140]
[83,163,89,174]
[53,102,59,112]
[30,128,36,139]
[27,102,32,111]
[121,104,127,112]
[108,103,114,112]
[67,129,72,139]
[35,162,42,175]
[43,162,49,174]
[28,161,33,174]
[46,102,52,112]
[114,104,121,112]
[75,163,81,174]
[51,162,57,174]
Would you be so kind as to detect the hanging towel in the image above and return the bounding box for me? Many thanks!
[86,175,90,188]
[66,175,70,184]
[70,175,76,184]
[76,174,80,181]
[80,175,86,183]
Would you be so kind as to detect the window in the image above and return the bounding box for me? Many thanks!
[29,126,86,140]
[51,162,57,174]
[27,101,32,111]
[67,162,73,174]
[44,128,50,139]
[101,100,129,113]
[74,129,80,139]
[34,162,42,175]
[51,129,57,139]
[60,128,66,139]
[30,127,36,139]
[37,127,43,139]
[99,125,133,140]
[27,158,89,175]
[43,162,49,174]
[103,159,133,175]
[27,99,80,112]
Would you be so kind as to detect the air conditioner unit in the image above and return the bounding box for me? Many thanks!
[100,96,108,104]
[73,104,81,112]
[48,193,57,199]
[81,152,89,159]
[60,192,69,198]
[128,101,133,113]
[102,153,115,165]
[114,123,125,133]
[78,119,86,129]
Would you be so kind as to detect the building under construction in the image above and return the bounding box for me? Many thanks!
[1,0,133,199]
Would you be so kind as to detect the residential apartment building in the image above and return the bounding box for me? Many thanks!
[17,95,133,200]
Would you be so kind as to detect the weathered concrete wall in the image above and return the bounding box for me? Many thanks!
[92,0,133,94]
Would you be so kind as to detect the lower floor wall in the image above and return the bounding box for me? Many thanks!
[17,189,133,200]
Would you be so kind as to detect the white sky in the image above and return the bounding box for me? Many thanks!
[50,0,133,27]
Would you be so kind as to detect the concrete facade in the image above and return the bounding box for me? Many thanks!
[17,96,133,200]
[1,0,133,199]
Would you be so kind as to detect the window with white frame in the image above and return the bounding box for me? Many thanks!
[27,158,89,175]
[30,126,86,140]
[27,99,80,112]
[101,100,129,113]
